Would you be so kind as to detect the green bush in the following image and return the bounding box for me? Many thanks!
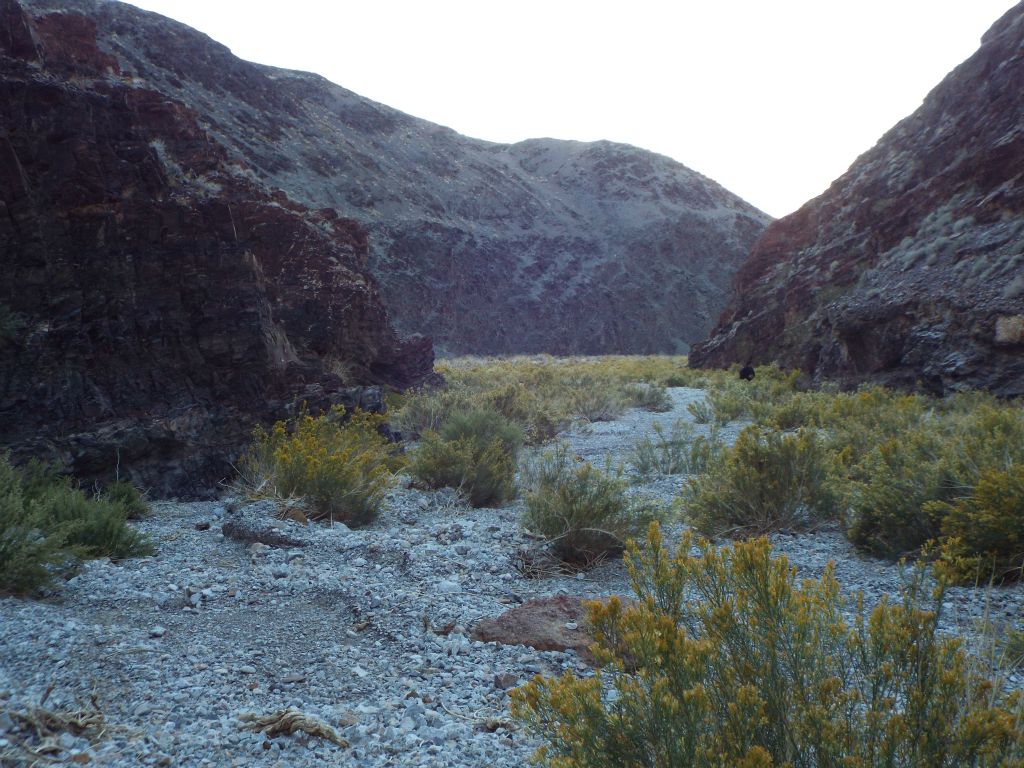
[622,382,672,412]
[686,398,715,424]
[239,408,398,527]
[629,421,722,477]
[100,480,149,520]
[512,523,1024,767]
[845,432,951,558]
[409,408,522,507]
[567,383,625,422]
[0,455,152,595]
[521,445,663,564]
[476,381,562,444]
[682,426,842,537]
[934,465,1024,585]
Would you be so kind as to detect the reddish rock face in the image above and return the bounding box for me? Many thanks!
[691,3,1024,396]
[0,0,432,496]
[9,0,770,358]
[472,595,614,664]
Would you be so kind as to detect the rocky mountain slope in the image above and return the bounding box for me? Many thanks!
[15,0,770,356]
[0,0,433,496]
[690,2,1024,396]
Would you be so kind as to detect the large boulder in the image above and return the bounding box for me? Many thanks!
[0,0,433,497]
[691,3,1024,396]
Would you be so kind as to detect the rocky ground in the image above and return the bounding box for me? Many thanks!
[1,388,1022,767]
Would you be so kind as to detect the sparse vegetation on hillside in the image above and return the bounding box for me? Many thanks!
[0,455,153,595]
[512,523,1024,767]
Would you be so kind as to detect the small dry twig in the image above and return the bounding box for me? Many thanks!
[238,708,348,747]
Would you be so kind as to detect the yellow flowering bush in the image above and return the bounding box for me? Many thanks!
[240,408,397,527]
[511,523,1024,767]
[934,465,1024,585]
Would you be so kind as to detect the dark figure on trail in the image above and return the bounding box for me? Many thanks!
[739,363,755,381]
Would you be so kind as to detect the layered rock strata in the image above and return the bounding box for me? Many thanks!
[16,0,771,356]
[691,3,1024,396]
[0,0,432,496]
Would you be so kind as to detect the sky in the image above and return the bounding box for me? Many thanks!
[125,0,1016,218]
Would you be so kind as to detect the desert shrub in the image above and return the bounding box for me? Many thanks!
[630,421,723,477]
[0,460,72,594]
[391,385,475,438]
[512,523,1024,767]
[621,382,672,412]
[846,403,1024,560]
[475,382,562,443]
[845,431,952,558]
[521,445,663,564]
[409,408,521,507]
[438,407,523,455]
[430,355,691,428]
[100,480,149,520]
[240,408,397,527]
[933,465,1024,585]
[686,398,715,424]
[566,381,626,422]
[1004,628,1024,670]
[683,426,842,537]
[0,456,152,595]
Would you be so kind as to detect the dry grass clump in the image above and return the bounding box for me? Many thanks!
[512,523,1024,767]
[237,408,398,527]
[630,420,723,477]
[1,455,153,595]
[521,445,664,564]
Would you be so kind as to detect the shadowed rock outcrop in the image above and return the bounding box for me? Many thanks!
[0,0,432,496]
[14,0,770,356]
[691,3,1024,396]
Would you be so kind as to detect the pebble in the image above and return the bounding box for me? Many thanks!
[0,387,1019,768]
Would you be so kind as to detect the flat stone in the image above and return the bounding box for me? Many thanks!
[471,595,626,664]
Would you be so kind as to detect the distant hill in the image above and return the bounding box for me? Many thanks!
[691,2,1024,396]
[21,0,770,356]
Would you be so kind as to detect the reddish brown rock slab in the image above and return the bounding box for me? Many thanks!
[472,595,623,664]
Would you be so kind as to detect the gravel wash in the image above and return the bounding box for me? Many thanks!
[1,388,1021,766]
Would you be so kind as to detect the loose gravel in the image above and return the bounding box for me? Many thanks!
[1,387,1021,766]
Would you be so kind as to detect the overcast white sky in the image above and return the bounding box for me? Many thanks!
[126,0,1015,218]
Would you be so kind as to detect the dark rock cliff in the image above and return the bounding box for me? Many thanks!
[691,3,1024,396]
[16,0,771,356]
[0,0,433,496]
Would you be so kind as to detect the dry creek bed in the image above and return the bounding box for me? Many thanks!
[1,387,1021,767]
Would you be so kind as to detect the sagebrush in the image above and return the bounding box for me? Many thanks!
[409,408,522,507]
[521,445,663,564]
[239,408,398,527]
[0,455,152,595]
[512,523,1024,767]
